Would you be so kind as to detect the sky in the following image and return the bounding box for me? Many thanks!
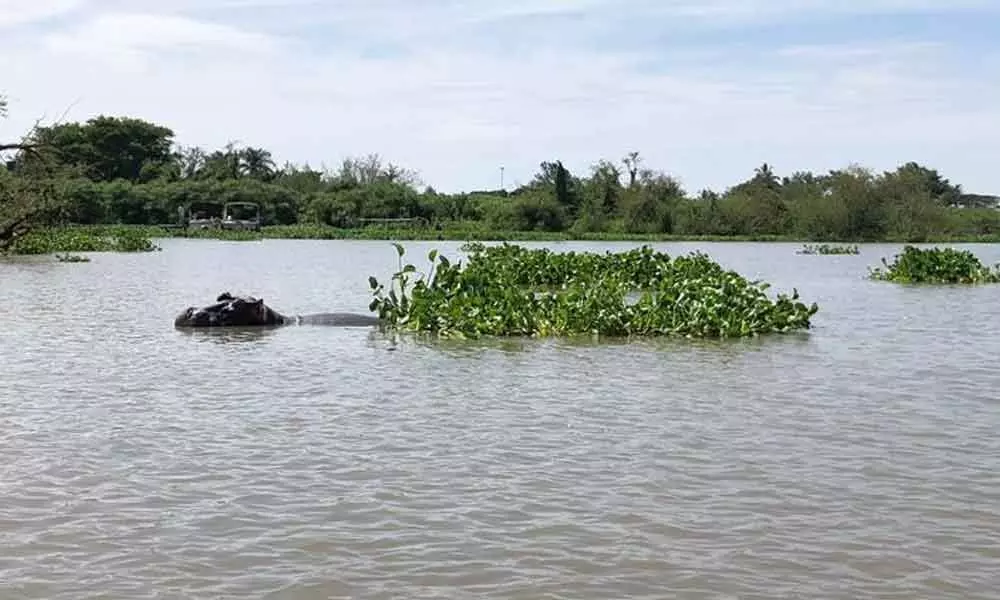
[1,0,998,194]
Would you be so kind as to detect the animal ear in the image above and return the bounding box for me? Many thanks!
[254,297,264,305]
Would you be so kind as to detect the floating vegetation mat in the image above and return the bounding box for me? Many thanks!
[797,243,860,255]
[869,245,1000,284]
[368,242,820,339]
[8,226,161,255]
[55,253,90,262]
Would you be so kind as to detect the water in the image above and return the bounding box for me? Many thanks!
[2,238,1000,599]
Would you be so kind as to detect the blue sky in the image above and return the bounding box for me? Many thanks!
[1,0,998,194]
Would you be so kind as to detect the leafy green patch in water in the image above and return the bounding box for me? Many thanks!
[797,243,859,255]
[869,245,1000,284]
[55,253,90,262]
[7,226,161,255]
[369,242,820,339]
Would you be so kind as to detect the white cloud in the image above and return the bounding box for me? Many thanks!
[0,0,82,28]
[1,0,999,194]
[45,13,278,67]
[627,0,999,23]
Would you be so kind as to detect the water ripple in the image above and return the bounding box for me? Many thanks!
[2,240,1000,599]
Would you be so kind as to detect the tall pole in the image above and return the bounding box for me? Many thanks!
[500,166,505,190]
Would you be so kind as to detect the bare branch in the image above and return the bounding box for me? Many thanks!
[0,142,38,152]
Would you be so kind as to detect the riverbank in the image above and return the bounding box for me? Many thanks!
[6,224,1000,255]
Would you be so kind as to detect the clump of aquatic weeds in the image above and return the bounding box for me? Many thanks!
[7,226,161,255]
[55,253,90,262]
[797,243,859,255]
[869,245,1000,284]
[368,242,820,339]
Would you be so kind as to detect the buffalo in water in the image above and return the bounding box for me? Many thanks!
[173,292,380,328]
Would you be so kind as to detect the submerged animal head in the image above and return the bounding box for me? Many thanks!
[174,292,287,327]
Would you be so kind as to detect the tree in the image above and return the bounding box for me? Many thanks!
[828,165,886,240]
[553,161,573,208]
[527,160,562,189]
[175,145,207,179]
[621,169,685,233]
[583,159,623,216]
[622,151,642,188]
[751,162,780,191]
[883,162,962,206]
[240,146,276,181]
[21,115,176,182]
[274,162,324,194]
[335,153,421,188]
[720,162,788,234]
[1,94,70,251]
[523,160,580,214]
[0,94,35,154]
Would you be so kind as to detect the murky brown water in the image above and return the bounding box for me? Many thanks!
[2,238,1000,599]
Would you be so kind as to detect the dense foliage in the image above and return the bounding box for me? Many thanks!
[368,243,819,339]
[797,243,860,255]
[3,111,999,248]
[869,246,1000,284]
[1,92,71,252]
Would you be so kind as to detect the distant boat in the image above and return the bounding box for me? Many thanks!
[180,201,262,232]
[220,201,262,232]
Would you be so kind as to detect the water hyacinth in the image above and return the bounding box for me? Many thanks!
[797,243,859,255]
[368,243,820,339]
[869,245,1000,284]
[7,226,161,255]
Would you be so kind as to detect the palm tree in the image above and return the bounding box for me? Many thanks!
[752,162,780,190]
[239,146,275,181]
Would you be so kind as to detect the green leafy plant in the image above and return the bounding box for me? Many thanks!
[55,253,90,262]
[369,242,820,339]
[797,243,860,255]
[7,226,161,254]
[868,245,1000,283]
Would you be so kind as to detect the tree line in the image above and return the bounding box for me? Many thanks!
[4,111,1000,248]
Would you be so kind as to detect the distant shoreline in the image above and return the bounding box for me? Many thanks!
[78,224,1000,244]
[53,224,1000,245]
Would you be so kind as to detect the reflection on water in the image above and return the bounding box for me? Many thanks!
[2,238,1000,600]
[385,325,815,359]
[174,325,282,345]
[549,329,815,353]
[402,334,535,357]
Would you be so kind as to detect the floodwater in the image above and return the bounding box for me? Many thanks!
[2,238,1000,599]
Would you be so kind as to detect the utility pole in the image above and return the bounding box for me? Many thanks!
[500,166,505,190]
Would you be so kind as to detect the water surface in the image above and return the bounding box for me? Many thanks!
[2,239,999,599]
